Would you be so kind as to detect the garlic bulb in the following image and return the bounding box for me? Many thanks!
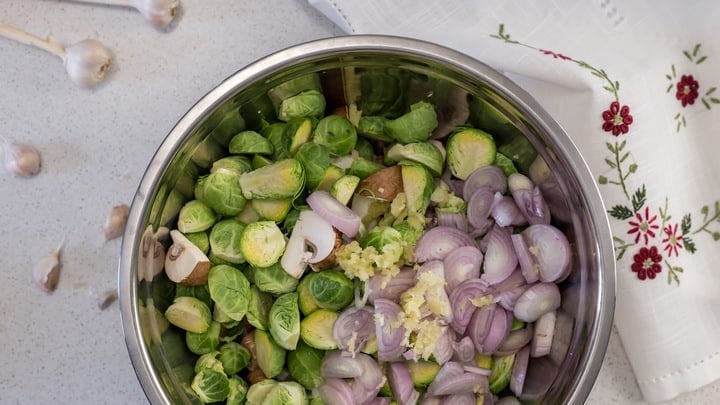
[0,23,112,89]
[62,0,181,29]
[2,138,41,177]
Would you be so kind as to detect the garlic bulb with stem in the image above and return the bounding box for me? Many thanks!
[64,0,181,29]
[0,23,112,88]
[1,135,41,177]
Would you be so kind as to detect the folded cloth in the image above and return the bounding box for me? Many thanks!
[309,0,720,402]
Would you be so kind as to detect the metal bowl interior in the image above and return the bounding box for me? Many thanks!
[119,35,615,404]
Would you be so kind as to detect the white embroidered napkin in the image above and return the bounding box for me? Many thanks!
[308,0,720,402]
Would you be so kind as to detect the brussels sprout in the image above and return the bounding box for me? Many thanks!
[238,158,305,200]
[263,122,289,161]
[161,328,194,368]
[184,231,210,255]
[358,70,405,117]
[177,200,218,233]
[264,381,308,405]
[219,341,252,375]
[313,115,357,157]
[347,156,384,179]
[284,117,315,155]
[236,203,262,225]
[239,221,287,268]
[219,319,245,343]
[294,142,330,190]
[175,161,200,199]
[191,367,230,403]
[315,164,344,192]
[494,152,518,176]
[385,101,438,144]
[278,90,326,121]
[209,107,246,147]
[268,74,322,111]
[308,270,354,311]
[247,379,278,404]
[401,163,434,215]
[254,263,300,295]
[251,198,294,222]
[193,176,208,201]
[195,351,224,373]
[191,136,225,169]
[227,375,249,405]
[252,154,273,169]
[229,130,274,155]
[446,127,497,180]
[186,320,221,355]
[165,296,212,334]
[354,137,375,161]
[247,285,273,330]
[357,116,392,142]
[361,225,403,252]
[497,135,537,174]
[407,360,440,388]
[386,142,444,176]
[299,308,338,350]
[296,272,320,316]
[287,342,325,390]
[209,219,246,264]
[489,353,515,394]
[212,303,235,324]
[269,292,301,350]
[329,175,360,207]
[254,329,286,378]
[175,284,212,308]
[198,171,248,217]
[208,264,251,322]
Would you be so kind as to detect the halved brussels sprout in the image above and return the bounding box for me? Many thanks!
[186,320,221,355]
[386,142,444,176]
[315,164,345,192]
[239,221,287,268]
[308,269,354,311]
[446,127,496,180]
[269,292,301,350]
[263,122,289,161]
[227,375,249,405]
[268,73,322,111]
[401,163,434,215]
[209,107,245,147]
[294,142,330,190]
[164,296,212,334]
[313,115,357,157]
[299,308,338,350]
[183,231,210,255]
[191,367,230,403]
[207,264,251,322]
[251,198,293,222]
[198,171,247,217]
[238,158,305,200]
[354,136,375,161]
[287,341,325,390]
[278,90,326,121]
[177,200,217,233]
[219,341,252,375]
[489,353,515,394]
[284,117,315,155]
[358,115,392,142]
[296,272,320,316]
[246,285,273,330]
[348,156,384,179]
[329,174,360,206]
[246,379,278,404]
[385,101,438,144]
[254,329,286,379]
[209,218,246,264]
[229,130,273,155]
[264,381,308,405]
[254,263,300,295]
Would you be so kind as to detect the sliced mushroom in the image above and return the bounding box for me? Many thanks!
[164,230,210,285]
[280,210,337,278]
[357,165,403,202]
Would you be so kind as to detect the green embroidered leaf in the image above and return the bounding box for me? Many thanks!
[628,163,638,173]
[666,83,673,93]
[615,81,620,91]
[631,186,646,212]
[693,43,701,56]
[683,50,693,61]
[598,175,608,184]
[705,87,717,95]
[676,121,682,132]
[700,205,709,215]
[682,115,687,126]
[602,86,614,93]
[618,140,626,150]
[591,71,603,78]
[609,205,633,220]
[612,236,632,260]
[671,64,676,76]
[619,151,630,163]
[606,142,616,153]
[674,112,681,120]
[683,236,697,253]
[665,74,672,81]
[696,56,707,65]
[604,158,617,168]
[710,97,720,104]
[713,232,720,241]
[702,98,711,110]
[681,213,692,234]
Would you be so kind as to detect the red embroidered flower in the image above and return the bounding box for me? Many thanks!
[602,101,633,136]
[539,49,571,60]
[662,223,684,257]
[675,74,699,107]
[627,206,659,245]
[631,246,662,280]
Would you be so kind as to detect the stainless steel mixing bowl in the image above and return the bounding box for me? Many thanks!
[119,35,615,404]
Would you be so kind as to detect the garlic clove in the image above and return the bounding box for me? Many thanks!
[134,0,181,29]
[3,142,41,177]
[97,289,119,310]
[63,39,112,88]
[33,241,63,293]
[104,203,130,241]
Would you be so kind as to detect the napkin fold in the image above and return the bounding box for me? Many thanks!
[309,0,720,402]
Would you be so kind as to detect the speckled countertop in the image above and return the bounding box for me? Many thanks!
[0,1,718,404]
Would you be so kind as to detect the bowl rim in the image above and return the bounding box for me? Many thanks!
[119,34,616,404]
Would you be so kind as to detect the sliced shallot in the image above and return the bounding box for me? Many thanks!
[321,351,363,379]
[466,186,495,230]
[513,283,561,323]
[436,210,469,233]
[374,298,406,362]
[333,306,375,357]
[449,279,490,334]
[510,345,530,397]
[496,325,534,356]
[307,190,362,237]
[387,362,420,405]
[414,226,477,263]
[530,310,556,358]
[480,225,518,285]
[463,165,507,197]
[443,245,483,292]
[318,378,356,405]
[491,194,527,227]
[366,267,415,304]
[515,224,571,283]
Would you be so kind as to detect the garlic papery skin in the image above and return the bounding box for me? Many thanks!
[33,241,64,293]
[0,23,112,89]
[134,0,180,29]
[2,141,41,177]
[63,39,113,88]
[104,203,130,241]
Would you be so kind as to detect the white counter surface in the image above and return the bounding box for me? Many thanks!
[0,1,718,403]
